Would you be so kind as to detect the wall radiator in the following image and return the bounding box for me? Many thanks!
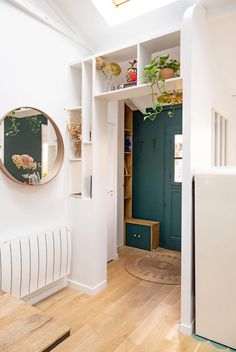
[0,226,71,299]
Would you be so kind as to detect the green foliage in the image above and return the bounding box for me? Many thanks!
[142,54,180,121]
[28,115,42,134]
[5,113,42,137]
[5,112,20,137]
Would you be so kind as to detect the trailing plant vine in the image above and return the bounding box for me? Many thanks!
[142,54,181,121]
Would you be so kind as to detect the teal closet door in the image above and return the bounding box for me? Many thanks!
[133,105,182,251]
[133,111,164,226]
[164,110,182,250]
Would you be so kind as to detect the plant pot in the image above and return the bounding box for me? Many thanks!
[159,68,174,80]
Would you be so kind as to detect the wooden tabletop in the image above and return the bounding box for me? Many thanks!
[0,291,70,352]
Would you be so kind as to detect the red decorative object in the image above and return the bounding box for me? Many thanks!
[126,59,137,83]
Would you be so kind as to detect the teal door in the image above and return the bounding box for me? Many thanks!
[164,124,182,250]
[133,105,182,251]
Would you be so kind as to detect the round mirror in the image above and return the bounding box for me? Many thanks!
[0,107,64,185]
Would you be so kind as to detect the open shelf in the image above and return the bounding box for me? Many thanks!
[70,193,82,199]
[66,106,82,112]
[95,78,182,101]
[94,44,137,96]
[68,65,82,108]
[124,105,133,219]
[69,158,82,161]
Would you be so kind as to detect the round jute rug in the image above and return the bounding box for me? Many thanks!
[124,248,181,285]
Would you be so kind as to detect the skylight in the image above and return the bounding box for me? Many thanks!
[112,0,130,7]
[91,0,179,26]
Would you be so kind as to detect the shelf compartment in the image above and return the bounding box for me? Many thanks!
[69,161,82,196]
[66,106,82,112]
[69,158,82,161]
[70,193,82,199]
[94,45,137,96]
[68,65,82,108]
[82,60,93,145]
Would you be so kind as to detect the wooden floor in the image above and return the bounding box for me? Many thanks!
[0,290,70,352]
[36,246,218,352]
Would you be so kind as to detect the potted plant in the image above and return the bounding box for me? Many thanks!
[143,54,181,120]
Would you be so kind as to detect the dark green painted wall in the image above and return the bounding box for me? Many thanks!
[133,105,182,250]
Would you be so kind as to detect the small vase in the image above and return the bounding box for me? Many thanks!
[159,68,174,80]
[105,73,113,92]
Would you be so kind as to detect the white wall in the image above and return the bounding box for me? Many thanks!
[180,4,213,334]
[210,10,236,165]
[0,1,88,238]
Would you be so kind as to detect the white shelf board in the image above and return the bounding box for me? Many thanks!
[83,141,92,145]
[69,193,82,199]
[66,106,82,111]
[94,78,182,101]
[69,157,82,161]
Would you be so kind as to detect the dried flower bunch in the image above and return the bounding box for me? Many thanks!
[12,154,38,170]
[67,121,82,143]
[96,57,121,78]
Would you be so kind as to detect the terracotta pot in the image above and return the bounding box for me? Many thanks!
[159,68,174,80]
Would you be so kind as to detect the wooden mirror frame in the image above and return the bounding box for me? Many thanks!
[0,107,64,186]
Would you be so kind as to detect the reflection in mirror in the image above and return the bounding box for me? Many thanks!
[0,107,64,185]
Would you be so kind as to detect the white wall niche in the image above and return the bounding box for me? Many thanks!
[94,45,137,95]
[68,64,82,109]
[138,30,181,84]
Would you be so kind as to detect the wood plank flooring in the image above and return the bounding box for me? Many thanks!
[35,246,218,352]
[0,291,70,352]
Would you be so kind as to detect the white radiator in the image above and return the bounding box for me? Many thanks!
[0,226,71,298]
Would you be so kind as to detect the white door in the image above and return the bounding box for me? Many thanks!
[107,120,117,262]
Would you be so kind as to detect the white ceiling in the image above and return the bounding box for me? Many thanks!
[46,0,236,53]
[49,0,197,52]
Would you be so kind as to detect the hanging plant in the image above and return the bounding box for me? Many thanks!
[5,111,20,137]
[142,54,181,120]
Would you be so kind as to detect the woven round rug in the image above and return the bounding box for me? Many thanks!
[124,248,181,285]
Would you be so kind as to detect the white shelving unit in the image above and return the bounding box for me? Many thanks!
[67,106,82,197]
[67,30,182,204]
[67,28,183,294]
[67,58,93,199]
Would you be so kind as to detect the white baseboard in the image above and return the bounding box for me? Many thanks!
[22,278,67,305]
[179,320,195,336]
[67,279,107,295]
[113,252,119,260]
